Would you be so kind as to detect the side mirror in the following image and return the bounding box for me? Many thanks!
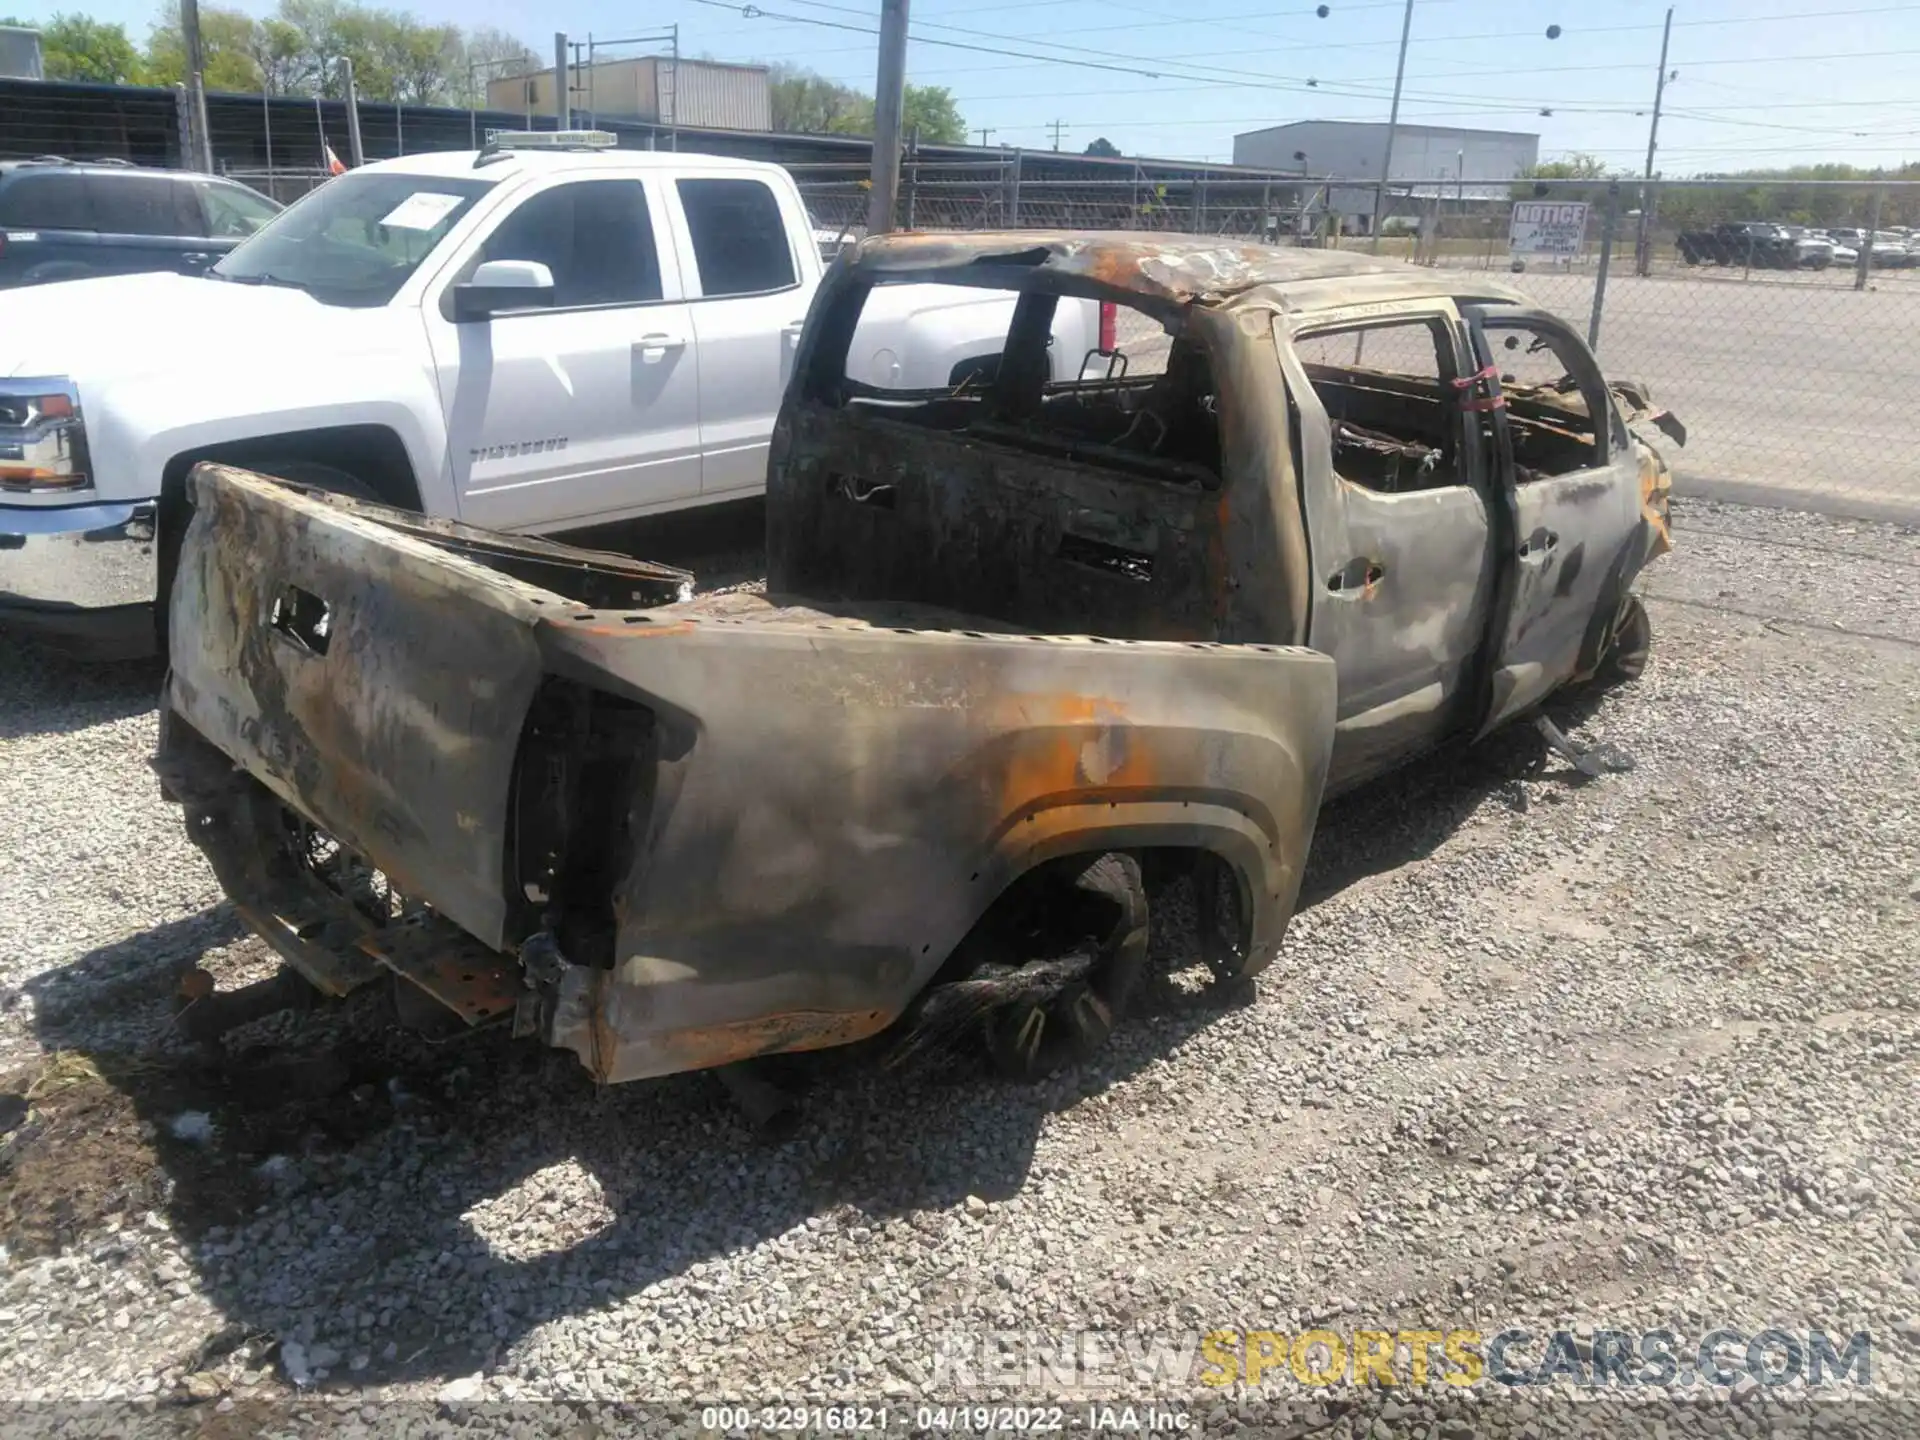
[452,259,555,322]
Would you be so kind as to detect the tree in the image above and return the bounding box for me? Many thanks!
[248,16,309,96]
[1521,153,1612,181]
[5,12,145,82]
[460,25,541,106]
[765,62,966,143]
[146,4,263,91]
[1084,137,1121,159]
[768,63,868,134]
[901,84,963,144]
[1510,153,1619,204]
[380,16,464,105]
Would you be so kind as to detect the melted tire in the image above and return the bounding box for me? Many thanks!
[984,852,1149,1082]
[1193,851,1253,984]
[1596,594,1652,686]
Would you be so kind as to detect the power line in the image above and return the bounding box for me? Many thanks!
[905,0,1920,55]
[676,0,1920,167]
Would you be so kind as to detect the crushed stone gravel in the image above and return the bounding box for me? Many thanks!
[0,499,1914,1436]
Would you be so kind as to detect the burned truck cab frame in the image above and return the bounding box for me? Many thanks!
[155,233,1678,1090]
[773,232,1674,794]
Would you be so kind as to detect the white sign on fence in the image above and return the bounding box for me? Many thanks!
[1509,201,1589,257]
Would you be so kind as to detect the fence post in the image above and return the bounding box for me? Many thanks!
[1190,172,1205,233]
[172,84,194,170]
[1587,181,1621,351]
[1003,149,1022,227]
[339,58,365,167]
[1637,181,1660,277]
[901,127,919,230]
[1856,188,1882,291]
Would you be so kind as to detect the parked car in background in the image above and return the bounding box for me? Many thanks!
[1868,231,1915,267]
[1815,232,1860,266]
[0,134,1104,659]
[0,157,280,289]
[1675,222,1800,269]
[1779,226,1835,268]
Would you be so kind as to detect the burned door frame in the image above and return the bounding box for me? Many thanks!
[1273,298,1501,794]
[1461,304,1642,733]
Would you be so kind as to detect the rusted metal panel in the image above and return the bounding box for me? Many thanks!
[529,602,1335,1082]
[157,234,1677,1092]
[164,466,685,953]
[160,466,1338,1086]
[843,230,1535,315]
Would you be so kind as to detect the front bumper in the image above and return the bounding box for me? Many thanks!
[0,499,159,658]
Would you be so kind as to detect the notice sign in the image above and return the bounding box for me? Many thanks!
[1509,201,1589,256]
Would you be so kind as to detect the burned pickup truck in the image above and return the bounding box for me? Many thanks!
[154,234,1681,1088]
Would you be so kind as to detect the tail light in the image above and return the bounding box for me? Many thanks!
[1098,300,1116,352]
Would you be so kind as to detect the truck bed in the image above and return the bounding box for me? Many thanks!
[155,465,1338,1084]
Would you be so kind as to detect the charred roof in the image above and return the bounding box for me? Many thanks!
[844,229,1531,312]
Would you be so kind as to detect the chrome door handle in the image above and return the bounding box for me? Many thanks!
[634,334,687,365]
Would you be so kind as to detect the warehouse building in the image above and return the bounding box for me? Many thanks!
[1234,120,1539,233]
[487,58,771,133]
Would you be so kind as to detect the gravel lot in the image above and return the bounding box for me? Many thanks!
[0,499,1916,1435]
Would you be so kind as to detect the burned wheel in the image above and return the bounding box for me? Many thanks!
[983,852,1149,1082]
[1192,851,1253,984]
[1594,594,1653,687]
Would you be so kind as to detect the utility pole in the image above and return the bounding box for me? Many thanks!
[1048,119,1067,151]
[976,126,995,147]
[1368,0,1414,252]
[553,31,571,128]
[339,58,365,167]
[178,0,213,171]
[868,0,910,234]
[1635,6,1675,276]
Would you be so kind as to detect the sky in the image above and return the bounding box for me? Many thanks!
[37,0,1920,170]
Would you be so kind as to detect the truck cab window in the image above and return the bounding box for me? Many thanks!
[482,180,662,309]
[1483,323,1603,479]
[817,282,1215,485]
[677,178,797,297]
[1290,319,1463,494]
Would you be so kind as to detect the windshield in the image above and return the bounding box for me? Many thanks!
[211,172,493,307]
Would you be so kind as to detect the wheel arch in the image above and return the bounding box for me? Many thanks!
[154,423,428,654]
[923,801,1295,994]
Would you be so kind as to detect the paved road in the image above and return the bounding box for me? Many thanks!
[1498,266,1920,523]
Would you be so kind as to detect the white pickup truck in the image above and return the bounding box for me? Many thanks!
[0,134,1107,657]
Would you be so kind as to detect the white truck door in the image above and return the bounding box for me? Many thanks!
[667,173,815,497]
[423,175,702,533]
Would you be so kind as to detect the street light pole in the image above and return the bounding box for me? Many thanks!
[1368,0,1414,252]
[1636,6,1674,276]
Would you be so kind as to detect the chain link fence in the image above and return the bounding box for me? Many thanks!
[794,158,1318,244]
[218,164,335,205]
[808,163,1920,521]
[1360,177,1920,519]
